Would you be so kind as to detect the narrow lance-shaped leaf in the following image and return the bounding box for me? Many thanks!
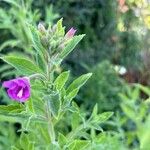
[60,34,85,59]
[20,133,30,149]
[92,112,114,123]
[0,56,43,75]
[58,133,67,147]
[56,18,65,36]
[54,71,70,91]
[36,53,47,73]
[44,93,61,118]
[66,73,92,94]
[135,83,150,97]
[90,104,98,119]
[29,25,46,54]
[0,40,20,51]
[65,88,79,105]
[0,104,24,113]
[121,104,136,120]
[2,0,20,8]
[0,113,44,123]
[68,140,90,150]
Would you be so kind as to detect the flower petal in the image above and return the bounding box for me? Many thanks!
[2,80,16,88]
[3,77,30,102]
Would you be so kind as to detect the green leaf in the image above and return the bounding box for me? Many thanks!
[44,93,61,118]
[26,98,35,113]
[0,110,44,123]
[29,25,47,71]
[66,73,92,94]
[29,25,46,54]
[92,112,114,123]
[37,125,50,144]
[135,84,150,96]
[90,104,98,119]
[0,56,43,75]
[68,140,90,150]
[36,53,47,73]
[89,123,103,131]
[0,104,24,113]
[2,0,20,8]
[60,34,85,59]
[56,18,65,36]
[20,133,29,148]
[71,112,81,130]
[0,113,26,123]
[121,104,136,120]
[65,88,79,104]
[28,143,35,150]
[58,133,67,147]
[54,71,70,91]
[0,40,20,51]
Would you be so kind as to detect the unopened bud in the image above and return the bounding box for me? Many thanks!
[65,27,76,38]
[38,23,46,34]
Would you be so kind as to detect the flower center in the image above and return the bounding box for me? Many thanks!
[17,88,23,98]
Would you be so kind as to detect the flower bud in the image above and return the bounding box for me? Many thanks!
[38,23,46,34]
[65,27,76,38]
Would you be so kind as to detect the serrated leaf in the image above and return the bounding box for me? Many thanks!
[0,40,20,51]
[37,125,50,144]
[26,98,35,113]
[54,71,70,90]
[65,88,79,104]
[0,104,24,113]
[66,73,92,94]
[0,112,44,123]
[60,34,85,59]
[58,133,67,147]
[0,56,43,75]
[89,123,103,131]
[91,104,98,118]
[28,143,35,150]
[56,18,65,36]
[36,53,47,73]
[121,104,136,120]
[135,84,150,96]
[29,25,46,56]
[68,140,90,150]
[92,112,114,123]
[20,133,29,148]
[44,93,61,118]
[71,112,81,130]
[2,0,20,8]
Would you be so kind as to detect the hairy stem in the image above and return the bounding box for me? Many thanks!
[46,100,56,143]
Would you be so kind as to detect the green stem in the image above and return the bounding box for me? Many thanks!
[46,100,56,143]
[29,73,46,80]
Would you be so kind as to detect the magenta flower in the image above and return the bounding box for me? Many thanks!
[65,27,76,38]
[2,77,30,102]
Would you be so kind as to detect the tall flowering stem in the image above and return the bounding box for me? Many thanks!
[1,19,88,148]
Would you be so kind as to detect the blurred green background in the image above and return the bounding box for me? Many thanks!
[0,0,150,149]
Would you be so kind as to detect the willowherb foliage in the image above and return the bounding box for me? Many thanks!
[0,20,113,149]
[0,0,59,104]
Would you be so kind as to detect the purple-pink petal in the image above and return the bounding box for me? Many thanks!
[3,80,16,89]
[2,77,30,102]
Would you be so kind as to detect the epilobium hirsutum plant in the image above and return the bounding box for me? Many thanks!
[0,19,113,149]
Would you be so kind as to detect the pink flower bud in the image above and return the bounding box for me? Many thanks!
[65,27,76,38]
